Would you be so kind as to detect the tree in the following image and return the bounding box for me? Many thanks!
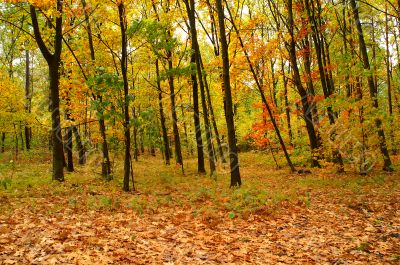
[30,1,65,181]
[350,0,393,171]
[117,1,134,192]
[215,0,241,187]
[183,0,216,176]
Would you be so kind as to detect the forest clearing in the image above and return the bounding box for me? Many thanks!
[1,0,400,263]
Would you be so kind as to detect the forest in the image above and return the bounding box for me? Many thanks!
[0,0,399,263]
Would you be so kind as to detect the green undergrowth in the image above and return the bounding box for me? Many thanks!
[0,150,398,219]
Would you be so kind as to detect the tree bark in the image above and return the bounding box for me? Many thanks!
[118,2,133,191]
[200,58,226,163]
[304,0,344,171]
[286,0,321,168]
[24,48,31,150]
[65,126,74,172]
[350,0,393,171]
[184,0,216,176]
[215,0,242,187]
[155,59,171,165]
[166,48,183,167]
[72,125,85,164]
[30,2,64,181]
[190,54,206,173]
[1,133,5,153]
[81,0,110,176]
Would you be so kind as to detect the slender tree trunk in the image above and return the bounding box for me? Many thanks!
[282,61,293,146]
[167,49,183,167]
[65,126,74,172]
[190,54,206,173]
[305,0,344,171]
[132,107,139,161]
[350,0,393,171]
[156,60,171,165]
[81,0,110,176]
[184,0,216,175]
[216,0,241,186]
[225,1,296,172]
[179,94,190,154]
[200,58,226,163]
[24,48,31,150]
[72,126,85,164]
[139,129,145,154]
[14,124,18,160]
[1,133,5,153]
[99,115,111,177]
[118,2,133,191]
[385,5,395,154]
[287,0,320,168]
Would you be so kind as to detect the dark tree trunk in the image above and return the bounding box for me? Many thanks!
[30,2,64,181]
[190,54,206,173]
[184,0,216,175]
[179,94,190,154]
[156,59,171,165]
[65,126,74,172]
[287,0,320,168]
[350,0,393,171]
[118,2,134,191]
[81,0,110,176]
[304,0,344,171]
[139,130,145,154]
[1,133,5,153]
[24,48,31,150]
[167,50,183,166]
[14,125,18,160]
[215,0,242,187]
[72,126,85,164]
[200,58,226,163]
[99,115,111,177]
[385,5,395,154]
[282,60,293,146]
[132,107,139,161]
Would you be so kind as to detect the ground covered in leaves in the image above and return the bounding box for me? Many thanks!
[0,150,399,264]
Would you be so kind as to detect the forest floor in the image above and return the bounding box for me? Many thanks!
[0,149,399,264]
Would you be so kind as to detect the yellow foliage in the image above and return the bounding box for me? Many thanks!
[0,74,31,133]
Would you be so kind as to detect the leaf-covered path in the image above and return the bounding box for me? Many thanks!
[0,153,399,264]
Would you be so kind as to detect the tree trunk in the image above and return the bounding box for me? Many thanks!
[225,1,296,172]
[118,2,133,191]
[156,59,171,165]
[190,54,206,173]
[179,94,190,154]
[281,60,293,146]
[65,126,74,172]
[385,4,395,154]
[99,115,111,177]
[200,58,226,163]
[72,125,85,164]
[287,0,320,168]
[1,133,5,153]
[30,2,64,181]
[215,0,242,187]
[184,0,216,175]
[304,0,344,171]
[167,49,183,167]
[350,0,393,171]
[81,0,110,176]
[24,48,31,150]
[132,107,139,161]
